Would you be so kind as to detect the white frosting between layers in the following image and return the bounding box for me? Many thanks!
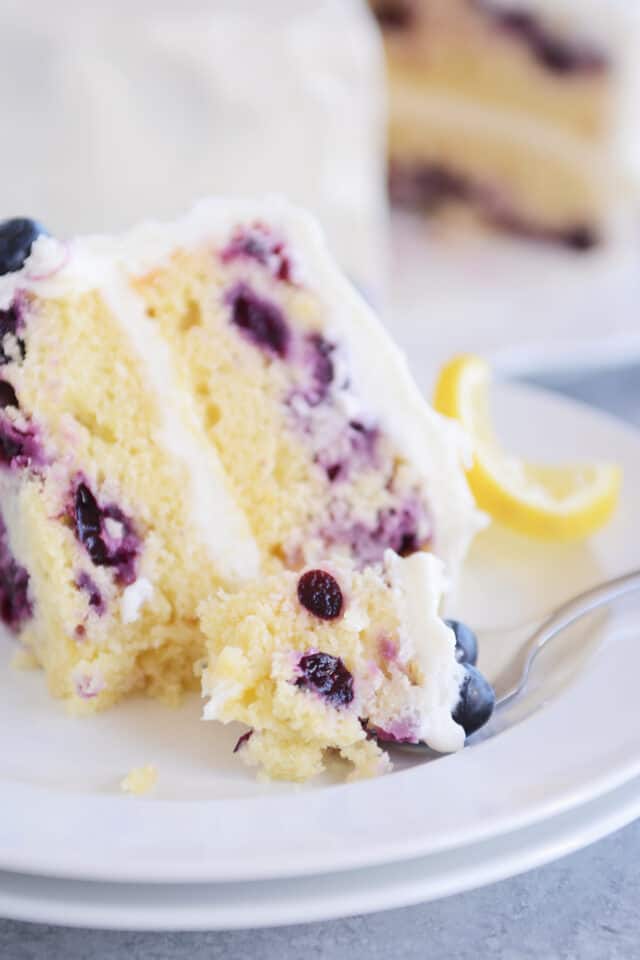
[0,195,482,577]
[101,270,260,584]
[385,550,466,753]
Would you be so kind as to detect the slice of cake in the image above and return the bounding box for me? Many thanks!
[200,551,493,781]
[371,0,640,248]
[0,199,484,775]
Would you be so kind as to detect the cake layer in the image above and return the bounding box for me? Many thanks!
[200,551,466,781]
[0,200,481,721]
[376,0,610,138]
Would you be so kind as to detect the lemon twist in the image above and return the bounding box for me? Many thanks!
[434,354,621,542]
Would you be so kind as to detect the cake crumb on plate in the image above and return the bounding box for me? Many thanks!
[120,764,158,796]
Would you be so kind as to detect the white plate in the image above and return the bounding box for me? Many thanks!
[0,383,639,884]
[1,773,638,930]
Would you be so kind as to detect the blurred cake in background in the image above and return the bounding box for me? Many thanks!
[370,0,640,249]
[0,0,387,299]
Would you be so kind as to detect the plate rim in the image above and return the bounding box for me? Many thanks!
[1,774,638,930]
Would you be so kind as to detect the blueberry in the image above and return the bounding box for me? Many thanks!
[0,219,47,276]
[228,285,290,358]
[453,665,496,737]
[296,651,354,707]
[445,619,478,666]
[0,381,18,408]
[73,482,140,582]
[0,512,32,630]
[297,569,344,620]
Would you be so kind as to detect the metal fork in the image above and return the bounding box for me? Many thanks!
[494,568,640,709]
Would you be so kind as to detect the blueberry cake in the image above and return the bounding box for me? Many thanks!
[0,200,482,750]
[371,0,640,248]
[200,552,493,781]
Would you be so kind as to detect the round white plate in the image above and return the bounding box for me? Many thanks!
[1,773,638,930]
[0,383,639,884]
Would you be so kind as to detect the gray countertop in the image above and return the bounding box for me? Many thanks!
[2,366,639,959]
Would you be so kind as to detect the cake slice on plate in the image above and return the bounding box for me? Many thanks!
[0,200,486,777]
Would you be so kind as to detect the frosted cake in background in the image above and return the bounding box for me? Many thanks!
[0,201,489,780]
[371,0,640,249]
[0,0,388,299]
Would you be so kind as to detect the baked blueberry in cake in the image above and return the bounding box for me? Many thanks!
[0,198,487,778]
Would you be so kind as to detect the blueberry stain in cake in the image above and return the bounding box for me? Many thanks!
[0,305,26,366]
[322,496,431,568]
[295,652,354,707]
[221,223,295,283]
[475,3,608,75]
[0,218,48,276]
[73,481,140,585]
[0,415,44,470]
[233,730,253,753]
[0,513,32,631]
[75,571,105,615]
[297,569,344,620]
[227,284,290,358]
[304,334,335,406]
[369,719,419,745]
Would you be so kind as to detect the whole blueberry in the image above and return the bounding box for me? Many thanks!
[296,651,354,707]
[0,219,48,276]
[453,665,495,737]
[297,569,344,620]
[445,619,478,666]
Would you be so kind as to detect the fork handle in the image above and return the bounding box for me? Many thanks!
[496,568,640,709]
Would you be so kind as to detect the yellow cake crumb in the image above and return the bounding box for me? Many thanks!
[120,764,158,796]
[10,647,40,671]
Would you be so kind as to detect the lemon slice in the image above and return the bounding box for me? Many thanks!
[434,354,622,541]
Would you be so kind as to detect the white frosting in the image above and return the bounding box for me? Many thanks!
[0,0,387,301]
[121,577,154,625]
[385,550,466,753]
